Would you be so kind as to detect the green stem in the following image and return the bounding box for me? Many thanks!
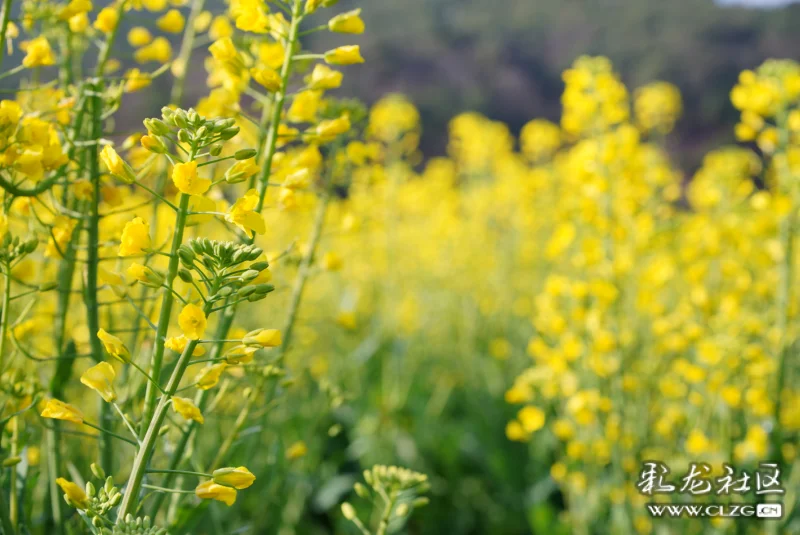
[85,81,114,475]
[139,192,192,436]
[252,0,304,215]
[0,0,12,73]
[146,469,210,478]
[0,483,13,535]
[0,261,11,371]
[375,492,398,535]
[116,314,209,522]
[170,0,206,107]
[8,416,18,533]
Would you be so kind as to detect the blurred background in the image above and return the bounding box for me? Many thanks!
[159,0,800,169]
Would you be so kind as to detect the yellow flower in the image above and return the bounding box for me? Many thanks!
[156,9,185,33]
[195,363,226,390]
[324,45,364,66]
[97,328,130,362]
[195,480,236,505]
[134,37,172,64]
[165,334,207,356]
[41,399,84,424]
[80,362,117,402]
[124,69,152,93]
[56,478,90,510]
[518,406,545,433]
[243,328,282,348]
[128,27,152,47]
[212,466,256,489]
[250,67,282,92]
[208,37,239,63]
[328,9,364,34]
[69,13,89,32]
[285,441,308,460]
[100,145,135,183]
[178,303,207,340]
[22,37,56,68]
[315,115,351,142]
[172,160,211,195]
[226,189,266,235]
[171,396,204,424]
[321,251,343,271]
[287,90,321,123]
[308,64,342,90]
[223,344,258,364]
[93,6,119,33]
[119,217,151,256]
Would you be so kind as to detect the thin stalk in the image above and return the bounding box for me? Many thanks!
[8,416,18,533]
[0,261,10,371]
[0,483,13,535]
[116,304,211,522]
[85,81,114,474]
[375,492,398,535]
[139,192,192,436]
[170,0,206,106]
[0,0,11,73]
[252,0,304,215]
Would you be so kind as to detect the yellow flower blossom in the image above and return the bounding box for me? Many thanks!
[93,6,119,33]
[172,160,211,195]
[56,478,90,509]
[243,328,282,348]
[41,399,84,424]
[97,328,130,362]
[178,303,207,340]
[156,9,185,33]
[226,189,266,235]
[195,363,227,390]
[324,45,364,65]
[171,396,204,424]
[22,37,56,68]
[212,466,256,489]
[328,9,364,34]
[119,217,151,256]
[195,480,236,505]
[80,362,117,402]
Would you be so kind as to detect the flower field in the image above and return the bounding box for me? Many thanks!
[0,1,798,534]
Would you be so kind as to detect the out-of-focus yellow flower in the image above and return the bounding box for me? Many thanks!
[124,69,152,92]
[157,9,185,32]
[195,363,227,390]
[41,399,83,424]
[171,396,204,424]
[287,90,321,123]
[243,328,281,348]
[128,27,152,47]
[97,328,130,362]
[119,217,151,256]
[251,67,281,92]
[324,45,364,66]
[518,406,546,433]
[172,160,211,195]
[22,37,56,68]
[308,64,342,90]
[328,9,364,34]
[178,303,207,340]
[56,478,90,509]
[195,480,236,505]
[320,251,343,271]
[285,441,308,460]
[134,37,172,64]
[212,466,256,489]
[315,115,351,142]
[93,6,119,33]
[80,362,117,402]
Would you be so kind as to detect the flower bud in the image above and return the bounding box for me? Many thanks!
[235,148,257,160]
[178,269,193,283]
[177,129,191,144]
[341,502,356,520]
[91,462,106,480]
[144,118,170,136]
[209,143,223,156]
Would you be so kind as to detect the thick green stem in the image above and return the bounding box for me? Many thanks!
[139,192,192,435]
[85,82,114,474]
[0,483,13,535]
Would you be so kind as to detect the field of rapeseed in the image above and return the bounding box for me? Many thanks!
[0,1,798,534]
